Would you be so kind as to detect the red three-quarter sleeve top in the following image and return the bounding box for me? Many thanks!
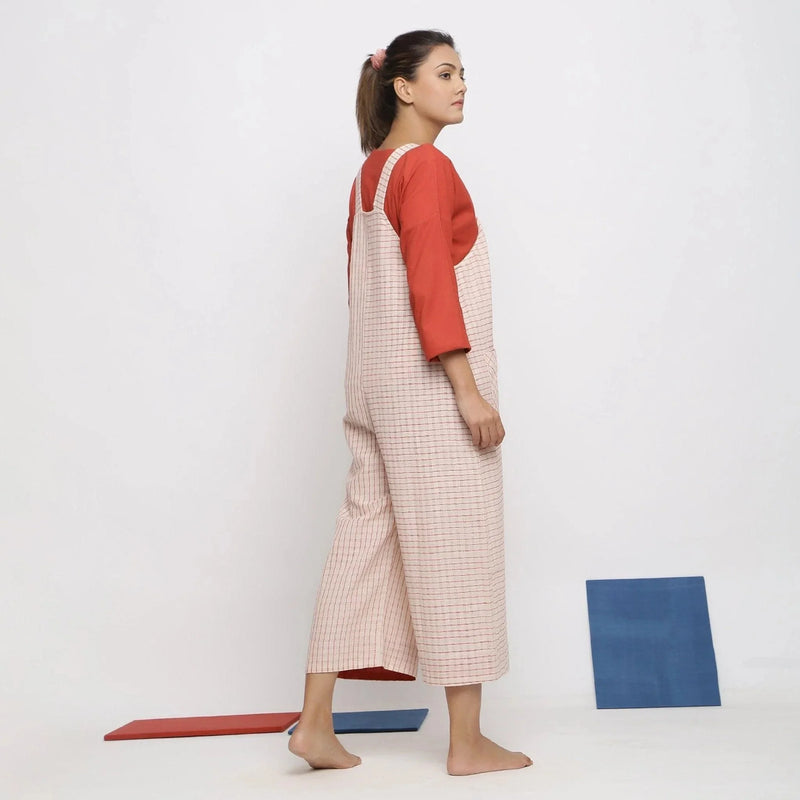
[346,143,479,363]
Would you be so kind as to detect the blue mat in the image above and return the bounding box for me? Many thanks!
[286,708,429,734]
[586,576,721,709]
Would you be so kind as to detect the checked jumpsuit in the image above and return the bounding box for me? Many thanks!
[305,142,508,687]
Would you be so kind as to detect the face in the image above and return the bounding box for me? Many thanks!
[395,44,467,126]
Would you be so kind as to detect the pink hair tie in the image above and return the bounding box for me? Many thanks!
[370,48,386,70]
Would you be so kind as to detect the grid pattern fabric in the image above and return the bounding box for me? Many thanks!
[305,143,508,686]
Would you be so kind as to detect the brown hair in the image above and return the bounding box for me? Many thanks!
[355,29,456,155]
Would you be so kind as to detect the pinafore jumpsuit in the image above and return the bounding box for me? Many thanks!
[305,143,508,686]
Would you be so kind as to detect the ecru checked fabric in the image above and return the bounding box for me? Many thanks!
[305,143,508,686]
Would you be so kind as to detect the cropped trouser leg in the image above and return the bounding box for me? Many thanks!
[305,415,419,679]
[366,378,509,686]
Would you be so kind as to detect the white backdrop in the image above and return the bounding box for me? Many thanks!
[2,0,798,740]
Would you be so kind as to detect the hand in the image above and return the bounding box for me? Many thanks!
[455,390,505,449]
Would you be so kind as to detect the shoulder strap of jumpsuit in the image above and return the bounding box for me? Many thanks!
[354,143,421,216]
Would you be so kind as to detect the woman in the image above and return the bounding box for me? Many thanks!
[288,29,532,776]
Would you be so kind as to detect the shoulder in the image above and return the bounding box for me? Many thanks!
[393,144,459,195]
[399,142,455,172]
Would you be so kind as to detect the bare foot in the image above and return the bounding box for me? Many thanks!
[288,721,361,769]
[447,734,533,776]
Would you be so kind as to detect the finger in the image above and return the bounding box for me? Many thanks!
[487,407,500,446]
[482,422,492,449]
[493,412,504,444]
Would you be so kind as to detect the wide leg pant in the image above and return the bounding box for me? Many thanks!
[304,345,508,686]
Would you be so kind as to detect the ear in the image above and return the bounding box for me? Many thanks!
[393,75,413,105]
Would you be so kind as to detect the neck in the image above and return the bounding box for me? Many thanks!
[383,111,444,147]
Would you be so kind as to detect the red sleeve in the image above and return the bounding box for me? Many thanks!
[397,148,472,363]
[346,179,355,306]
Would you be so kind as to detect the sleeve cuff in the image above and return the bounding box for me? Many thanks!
[425,340,472,363]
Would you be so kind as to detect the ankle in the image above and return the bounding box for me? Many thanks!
[449,729,483,748]
[298,708,334,729]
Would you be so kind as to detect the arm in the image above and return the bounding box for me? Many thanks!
[397,149,504,448]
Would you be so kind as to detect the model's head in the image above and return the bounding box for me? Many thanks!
[356,30,466,155]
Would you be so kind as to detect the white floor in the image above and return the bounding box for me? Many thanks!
[5,697,799,800]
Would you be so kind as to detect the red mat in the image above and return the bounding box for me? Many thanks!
[104,711,300,741]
